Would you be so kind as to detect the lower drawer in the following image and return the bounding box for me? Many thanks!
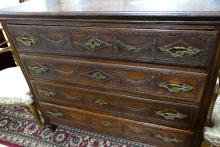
[40,102,193,147]
[32,80,197,130]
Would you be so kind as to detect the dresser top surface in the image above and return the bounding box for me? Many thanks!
[0,0,220,20]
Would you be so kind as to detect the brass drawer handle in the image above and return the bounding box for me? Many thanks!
[38,88,56,97]
[155,110,187,120]
[100,121,112,127]
[28,66,48,74]
[160,46,200,58]
[16,35,38,46]
[95,98,108,106]
[154,134,182,143]
[46,110,64,117]
[159,82,193,93]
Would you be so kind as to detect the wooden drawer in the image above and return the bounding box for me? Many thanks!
[22,55,206,103]
[32,80,198,130]
[40,102,193,147]
[9,25,217,68]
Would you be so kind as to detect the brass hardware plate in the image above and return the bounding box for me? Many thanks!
[100,121,112,127]
[155,110,187,120]
[28,66,48,74]
[16,35,38,46]
[159,82,193,93]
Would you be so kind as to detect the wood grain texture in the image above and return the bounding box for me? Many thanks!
[32,80,198,130]
[191,32,220,147]
[20,54,207,103]
[8,24,217,68]
[40,102,193,147]
[1,1,220,146]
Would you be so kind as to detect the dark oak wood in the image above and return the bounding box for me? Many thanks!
[8,24,217,68]
[32,80,198,130]
[40,102,193,147]
[1,1,220,146]
[21,54,206,103]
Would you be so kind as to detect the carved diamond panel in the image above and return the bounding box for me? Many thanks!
[80,36,108,52]
[88,70,111,82]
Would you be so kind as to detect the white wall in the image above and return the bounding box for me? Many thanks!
[0,0,20,9]
[0,0,20,33]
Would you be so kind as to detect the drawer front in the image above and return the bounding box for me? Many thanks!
[9,24,217,68]
[40,102,193,147]
[21,55,206,102]
[32,80,197,130]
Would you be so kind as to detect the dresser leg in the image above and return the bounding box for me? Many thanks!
[26,103,42,126]
[45,123,57,131]
[191,130,203,147]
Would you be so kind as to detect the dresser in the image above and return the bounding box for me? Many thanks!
[0,0,220,146]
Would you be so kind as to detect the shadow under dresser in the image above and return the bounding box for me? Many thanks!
[1,0,220,146]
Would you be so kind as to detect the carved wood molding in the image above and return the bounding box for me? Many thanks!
[26,58,203,100]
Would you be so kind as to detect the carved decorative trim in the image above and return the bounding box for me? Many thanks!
[53,67,78,76]
[39,34,70,47]
[11,25,214,68]
[154,134,182,143]
[124,126,183,144]
[25,58,202,100]
[62,93,85,103]
[113,37,154,52]
[117,72,155,85]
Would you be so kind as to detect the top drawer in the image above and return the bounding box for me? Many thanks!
[8,24,217,68]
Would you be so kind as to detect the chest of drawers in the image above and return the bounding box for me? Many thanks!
[1,0,220,146]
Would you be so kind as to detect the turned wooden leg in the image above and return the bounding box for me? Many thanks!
[26,103,42,126]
